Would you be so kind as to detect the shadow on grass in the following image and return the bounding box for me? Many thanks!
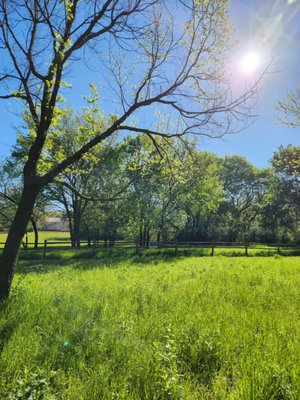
[15,249,176,274]
[2,245,298,275]
[0,282,26,356]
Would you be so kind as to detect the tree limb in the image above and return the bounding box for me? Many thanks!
[53,178,133,202]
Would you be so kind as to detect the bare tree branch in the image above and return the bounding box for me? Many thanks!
[53,178,133,202]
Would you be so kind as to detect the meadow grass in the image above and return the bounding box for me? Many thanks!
[0,256,299,399]
[0,231,71,249]
[3,243,299,263]
[1,230,299,257]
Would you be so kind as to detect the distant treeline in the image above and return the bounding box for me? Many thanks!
[1,133,299,246]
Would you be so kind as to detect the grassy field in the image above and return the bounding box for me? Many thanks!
[1,231,299,258]
[0,231,70,246]
[1,231,300,259]
[0,256,299,399]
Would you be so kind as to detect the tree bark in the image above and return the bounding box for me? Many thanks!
[30,216,39,249]
[0,183,40,301]
[143,223,146,246]
[69,219,75,247]
[73,211,81,248]
[72,197,81,247]
[157,231,161,242]
[139,223,143,246]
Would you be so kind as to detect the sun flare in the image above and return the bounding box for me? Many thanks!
[239,51,261,74]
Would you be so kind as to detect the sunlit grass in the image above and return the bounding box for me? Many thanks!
[2,243,297,263]
[0,231,71,248]
[0,257,299,399]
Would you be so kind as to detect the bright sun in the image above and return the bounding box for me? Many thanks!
[239,51,260,74]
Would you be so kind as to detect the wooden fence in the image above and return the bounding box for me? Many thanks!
[141,240,297,256]
[0,239,299,258]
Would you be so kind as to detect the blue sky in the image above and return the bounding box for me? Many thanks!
[0,0,299,168]
[203,0,300,167]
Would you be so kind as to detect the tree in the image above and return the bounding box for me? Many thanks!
[0,162,44,248]
[121,137,224,243]
[80,141,130,245]
[217,156,269,241]
[271,146,300,236]
[38,106,118,247]
[278,89,300,127]
[259,176,297,243]
[272,145,300,181]
[179,151,223,241]
[120,135,161,244]
[0,0,261,299]
[122,135,190,243]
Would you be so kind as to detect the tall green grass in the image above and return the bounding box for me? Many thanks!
[0,257,299,399]
[2,245,300,263]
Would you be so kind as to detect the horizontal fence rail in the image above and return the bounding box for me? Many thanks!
[0,239,298,259]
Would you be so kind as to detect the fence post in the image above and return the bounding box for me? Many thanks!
[277,243,280,255]
[25,233,28,249]
[135,239,139,255]
[92,240,96,256]
[43,240,47,259]
[245,242,248,256]
[175,239,178,255]
[211,242,215,256]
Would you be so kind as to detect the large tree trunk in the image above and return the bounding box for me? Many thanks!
[139,223,143,246]
[0,184,40,301]
[30,216,39,249]
[71,197,82,247]
[73,214,81,248]
[73,205,81,248]
[68,215,75,247]
[157,231,161,242]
